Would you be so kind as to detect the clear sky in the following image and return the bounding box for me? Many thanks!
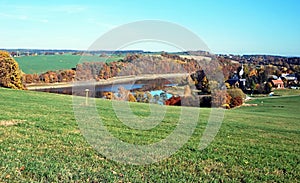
[0,0,300,56]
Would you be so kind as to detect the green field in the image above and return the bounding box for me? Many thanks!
[15,55,123,74]
[273,88,300,96]
[0,88,299,182]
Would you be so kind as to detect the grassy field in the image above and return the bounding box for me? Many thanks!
[15,55,123,74]
[0,87,299,182]
[273,88,300,96]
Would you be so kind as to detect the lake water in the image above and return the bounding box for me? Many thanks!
[34,78,175,102]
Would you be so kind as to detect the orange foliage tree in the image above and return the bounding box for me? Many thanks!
[0,51,25,89]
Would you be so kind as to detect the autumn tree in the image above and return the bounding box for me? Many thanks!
[227,88,245,108]
[211,90,231,108]
[0,51,25,89]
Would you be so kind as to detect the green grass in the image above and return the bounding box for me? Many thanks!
[273,88,300,96]
[0,87,299,182]
[15,55,123,74]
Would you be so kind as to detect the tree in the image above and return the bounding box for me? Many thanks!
[211,90,231,108]
[24,74,33,84]
[0,51,25,89]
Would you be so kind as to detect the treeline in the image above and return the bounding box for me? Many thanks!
[23,54,218,84]
[23,70,76,84]
[220,54,300,71]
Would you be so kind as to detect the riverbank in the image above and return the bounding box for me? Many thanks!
[26,73,189,90]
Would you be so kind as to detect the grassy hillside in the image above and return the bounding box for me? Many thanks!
[15,55,123,74]
[0,88,299,182]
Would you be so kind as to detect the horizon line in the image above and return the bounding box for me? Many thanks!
[1,48,299,57]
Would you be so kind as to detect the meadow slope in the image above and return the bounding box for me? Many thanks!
[0,88,299,182]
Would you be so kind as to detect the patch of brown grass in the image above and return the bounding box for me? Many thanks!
[0,119,26,126]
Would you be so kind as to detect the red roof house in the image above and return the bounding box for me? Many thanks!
[271,79,284,89]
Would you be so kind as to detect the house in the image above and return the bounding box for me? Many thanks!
[281,73,298,87]
[226,78,239,88]
[281,73,296,81]
[271,79,284,89]
[225,73,246,89]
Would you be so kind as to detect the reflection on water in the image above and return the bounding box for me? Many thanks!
[100,83,144,93]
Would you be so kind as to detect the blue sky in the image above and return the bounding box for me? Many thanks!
[0,0,300,56]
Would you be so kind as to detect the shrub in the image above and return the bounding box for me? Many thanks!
[227,88,245,108]
[227,88,245,100]
[128,93,137,102]
[0,51,25,89]
[231,96,243,108]
[165,96,181,106]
